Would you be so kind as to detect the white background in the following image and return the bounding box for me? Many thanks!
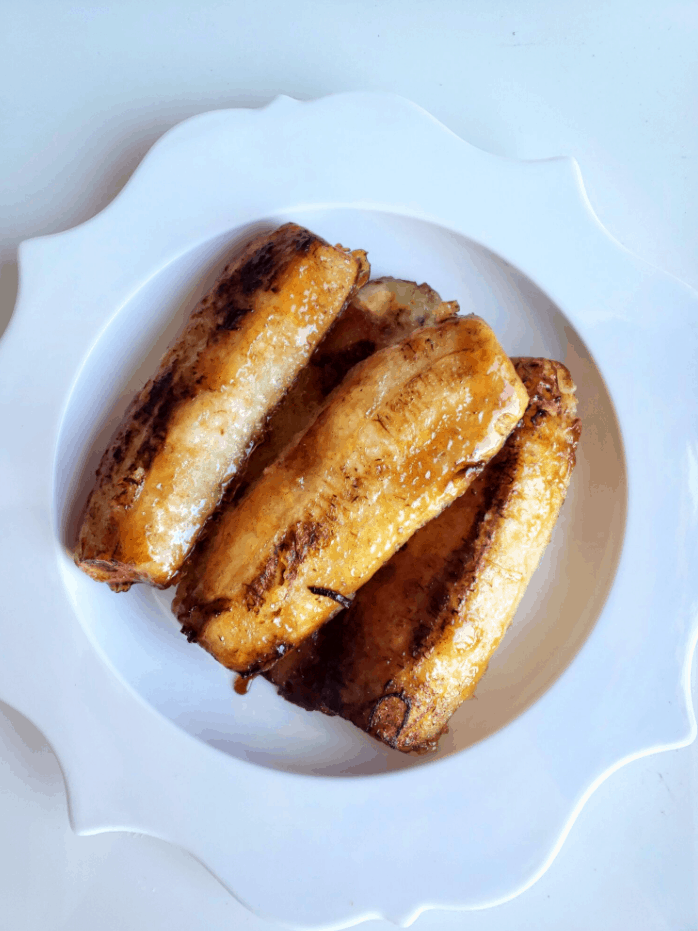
[0,1,696,928]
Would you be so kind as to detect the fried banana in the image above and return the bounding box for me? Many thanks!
[267,358,581,752]
[229,277,458,501]
[74,223,367,589]
[174,316,528,674]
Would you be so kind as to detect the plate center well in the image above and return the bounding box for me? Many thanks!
[55,209,626,776]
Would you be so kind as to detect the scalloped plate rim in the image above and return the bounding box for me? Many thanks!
[0,92,696,929]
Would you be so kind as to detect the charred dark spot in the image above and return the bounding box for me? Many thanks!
[197,597,232,620]
[308,586,353,609]
[367,692,412,748]
[132,439,158,472]
[244,551,280,611]
[410,621,434,658]
[133,369,174,424]
[104,366,197,476]
[528,389,559,413]
[131,374,194,472]
[245,519,333,612]
[311,339,377,397]
[112,476,142,511]
[218,302,252,331]
[236,230,317,296]
[213,228,320,332]
[515,360,563,421]
[112,426,135,469]
[293,230,316,255]
[531,408,548,426]
[238,241,277,294]
[280,521,324,584]
[178,597,231,643]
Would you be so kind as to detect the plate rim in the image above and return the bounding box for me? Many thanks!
[1,91,696,929]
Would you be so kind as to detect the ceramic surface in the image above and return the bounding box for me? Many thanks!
[0,93,695,929]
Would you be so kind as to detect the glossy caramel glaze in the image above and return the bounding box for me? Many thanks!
[227,277,458,503]
[173,316,528,674]
[74,224,366,588]
[267,358,581,752]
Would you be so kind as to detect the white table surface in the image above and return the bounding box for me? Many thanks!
[1,2,696,929]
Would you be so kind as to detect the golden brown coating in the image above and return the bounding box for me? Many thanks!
[267,358,581,752]
[229,277,458,502]
[74,224,366,589]
[174,316,528,674]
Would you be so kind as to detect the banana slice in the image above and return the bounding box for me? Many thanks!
[74,224,367,589]
[174,316,528,674]
[229,277,459,502]
[267,358,581,752]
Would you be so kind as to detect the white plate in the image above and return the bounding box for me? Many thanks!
[0,93,696,929]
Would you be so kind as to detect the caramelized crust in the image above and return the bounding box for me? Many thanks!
[267,358,581,751]
[174,316,528,674]
[74,224,366,589]
[229,277,458,502]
